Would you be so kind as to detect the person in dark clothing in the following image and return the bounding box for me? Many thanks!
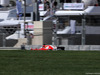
[53,0,57,7]
[44,0,50,10]
[66,0,71,2]
[60,0,64,3]
[52,0,58,13]
[60,0,71,3]
[38,0,42,4]
[44,0,50,5]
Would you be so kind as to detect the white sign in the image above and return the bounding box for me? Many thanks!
[39,4,44,11]
[21,23,34,30]
[70,20,76,34]
[25,23,34,30]
[63,3,84,10]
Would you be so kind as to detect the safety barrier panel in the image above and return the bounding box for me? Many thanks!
[25,45,100,51]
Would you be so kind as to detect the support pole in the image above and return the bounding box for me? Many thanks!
[3,33,6,47]
[54,19,58,46]
[81,18,86,45]
[23,0,26,37]
[33,0,40,21]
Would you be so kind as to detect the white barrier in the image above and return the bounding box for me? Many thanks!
[63,45,100,51]
[25,45,100,51]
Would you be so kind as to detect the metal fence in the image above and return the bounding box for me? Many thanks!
[0,15,100,47]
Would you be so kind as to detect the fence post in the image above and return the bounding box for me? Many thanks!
[3,33,6,47]
[81,19,86,45]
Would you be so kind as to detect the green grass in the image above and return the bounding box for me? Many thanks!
[0,50,100,75]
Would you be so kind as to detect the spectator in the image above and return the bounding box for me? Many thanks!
[16,0,22,20]
[52,0,58,11]
[45,0,50,6]
[44,0,50,10]
[77,0,81,3]
[38,0,42,4]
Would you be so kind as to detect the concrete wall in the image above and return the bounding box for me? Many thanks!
[59,45,100,51]
[32,21,53,45]
[32,36,43,45]
[25,45,100,51]
[14,38,27,47]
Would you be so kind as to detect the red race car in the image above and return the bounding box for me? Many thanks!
[31,45,57,51]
